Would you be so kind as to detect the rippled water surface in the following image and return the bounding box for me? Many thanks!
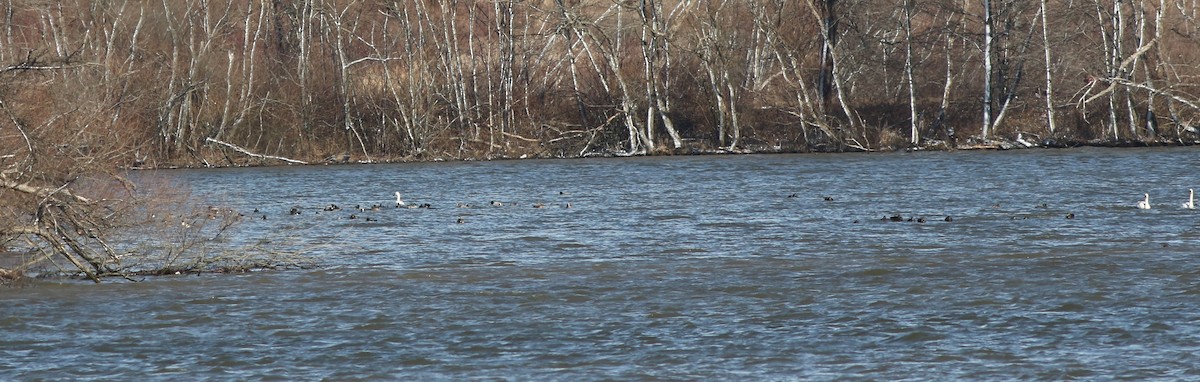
[5,147,1200,380]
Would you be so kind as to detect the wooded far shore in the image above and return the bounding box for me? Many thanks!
[4,0,1200,169]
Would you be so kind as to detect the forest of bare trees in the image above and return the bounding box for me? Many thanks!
[4,0,1200,167]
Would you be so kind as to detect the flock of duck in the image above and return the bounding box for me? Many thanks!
[249,187,1190,226]
[1137,189,1194,210]
[254,191,572,224]
[864,187,1190,223]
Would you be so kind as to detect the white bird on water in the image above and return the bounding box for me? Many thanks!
[1137,193,1151,210]
[1183,189,1195,209]
[395,192,407,208]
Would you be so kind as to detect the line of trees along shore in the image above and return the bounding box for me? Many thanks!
[4,0,1200,167]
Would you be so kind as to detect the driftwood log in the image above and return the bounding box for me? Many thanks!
[205,137,308,165]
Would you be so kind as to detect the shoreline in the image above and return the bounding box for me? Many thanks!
[134,136,1200,171]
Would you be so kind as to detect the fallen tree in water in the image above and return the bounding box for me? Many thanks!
[0,169,313,284]
[0,173,127,282]
[0,53,309,284]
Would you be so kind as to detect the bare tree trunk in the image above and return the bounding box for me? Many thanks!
[485,3,497,151]
[385,4,420,153]
[829,44,859,142]
[1150,0,1166,137]
[817,0,837,115]
[780,49,824,143]
[655,1,684,150]
[468,4,482,141]
[1135,0,1158,136]
[639,0,657,151]
[638,0,681,150]
[100,0,130,84]
[216,0,258,140]
[939,30,956,143]
[903,0,918,144]
[297,0,313,136]
[696,1,739,149]
[989,9,1038,133]
[231,0,266,133]
[1095,0,1120,138]
[808,0,857,142]
[556,0,590,129]
[494,0,517,152]
[702,56,729,147]
[726,78,742,149]
[439,0,470,147]
[329,3,371,162]
[1040,0,1057,134]
[2,0,12,62]
[606,3,648,154]
[158,0,181,152]
[982,0,994,138]
[1116,0,1139,137]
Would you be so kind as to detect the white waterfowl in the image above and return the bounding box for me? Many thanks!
[395,192,407,208]
[1183,189,1195,209]
[1137,193,1151,210]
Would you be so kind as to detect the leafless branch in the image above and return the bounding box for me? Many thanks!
[204,137,309,165]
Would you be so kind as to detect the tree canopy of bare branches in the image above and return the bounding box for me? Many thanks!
[2,0,1200,168]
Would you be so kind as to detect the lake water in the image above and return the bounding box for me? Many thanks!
[4,147,1200,380]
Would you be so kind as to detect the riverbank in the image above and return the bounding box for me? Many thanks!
[140,134,1200,170]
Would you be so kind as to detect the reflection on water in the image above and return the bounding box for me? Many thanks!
[4,147,1200,379]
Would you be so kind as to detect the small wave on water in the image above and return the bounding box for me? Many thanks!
[6,148,1200,379]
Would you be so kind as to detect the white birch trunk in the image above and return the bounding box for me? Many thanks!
[982,0,994,138]
[1040,0,1057,134]
[904,0,918,144]
[298,0,312,135]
